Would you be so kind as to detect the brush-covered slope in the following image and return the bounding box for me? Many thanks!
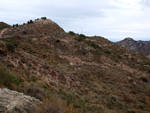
[0,22,11,30]
[1,19,150,113]
[2,19,65,38]
[117,37,150,56]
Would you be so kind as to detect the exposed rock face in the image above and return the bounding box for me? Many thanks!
[117,37,150,56]
[0,88,41,113]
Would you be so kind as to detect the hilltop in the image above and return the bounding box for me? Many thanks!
[2,18,65,38]
[117,37,150,57]
[0,22,11,30]
[1,18,150,113]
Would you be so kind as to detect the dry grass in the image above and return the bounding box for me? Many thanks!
[32,97,81,113]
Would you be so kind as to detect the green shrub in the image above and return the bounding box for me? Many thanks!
[12,24,18,27]
[140,77,148,82]
[32,97,79,113]
[75,37,83,42]
[23,31,27,34]
[27,20,33,24]
[139,103,146,109]
[0,66,19,87]
[104,50,111,54]
[6,42,15,52]
[6,38,19,52]
[29,20,33,23]
[79,34,86,38]
[41,17,47,20]
[0,26,8,30]
[25,86,46,100]
[69,31,75,35]
[91,43,99,49]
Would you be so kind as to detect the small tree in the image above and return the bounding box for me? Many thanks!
[69,31,75,35]
[29,20,33,23]
[16,24,19,27]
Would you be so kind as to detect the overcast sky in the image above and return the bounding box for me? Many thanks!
[0,0,150,41]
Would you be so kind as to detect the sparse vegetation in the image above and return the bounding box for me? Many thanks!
[33,97,79,113]
[5,38,19,52]
[41,17,47,20]
[25,86,46,101]
[75,34,86,42]
[140,77,148,82]
[0,26,8,30]
[0,22,11,29]
[104,50,111,54]
[23,31,27,34]
[79,34,86,38]
[0,66,19,87]
[6,42,15,52]
[139,103,146,109]
[27,20,33,24]
[13,24,19,27]
[87,42,99,49]
[69,31,75,35]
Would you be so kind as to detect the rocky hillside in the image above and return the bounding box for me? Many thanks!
[117,37,150,56]
[1,18,150,113]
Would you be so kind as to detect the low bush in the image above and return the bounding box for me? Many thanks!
[5,38,19,52]
[0,26,8,30]
[25,86,46,100]
[69,31,75,35]
[104,50,111,54]
[41,17,47,20]
[6,42,15,52]
[140,77,148,82]
[75,34,86,42]
[0,66,19,87]
[79,34,86,38]
[33,97,79,113]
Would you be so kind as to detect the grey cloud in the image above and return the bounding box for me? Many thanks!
[140,0,150,7]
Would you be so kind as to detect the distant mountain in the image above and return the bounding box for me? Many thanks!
[117,37,150,56]
[0,22,11,30]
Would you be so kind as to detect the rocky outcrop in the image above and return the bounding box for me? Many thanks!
[117,37,150,56]
[0,88,41,113]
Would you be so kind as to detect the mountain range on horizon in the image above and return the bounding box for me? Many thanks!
[117,37,150,57]
[0,18,150,113]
